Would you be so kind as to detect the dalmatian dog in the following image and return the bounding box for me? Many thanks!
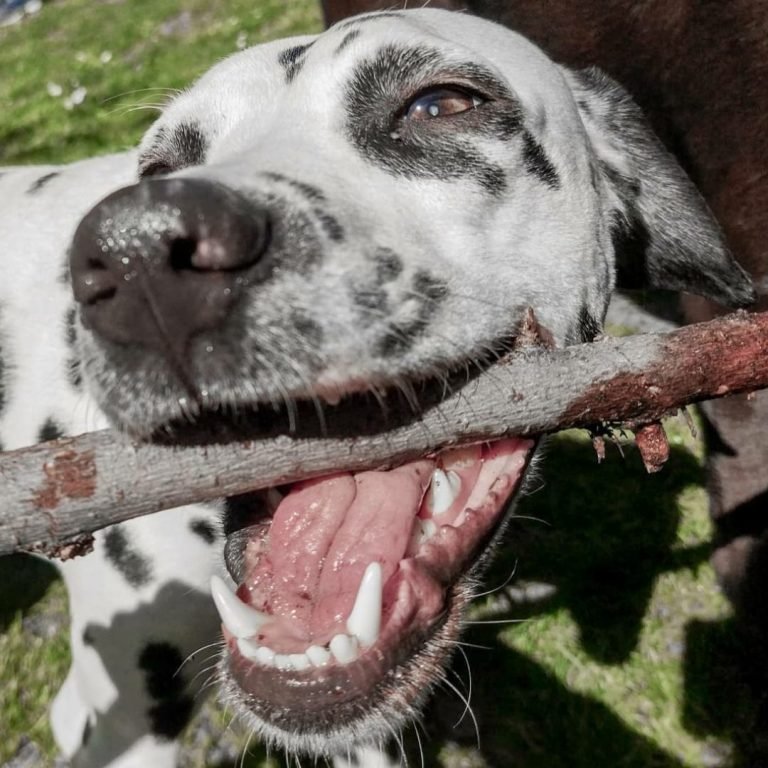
[0,8,754,768]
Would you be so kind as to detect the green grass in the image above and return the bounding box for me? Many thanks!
[0,2,761,766]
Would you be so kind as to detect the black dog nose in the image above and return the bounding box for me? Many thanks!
[70,177,271,355]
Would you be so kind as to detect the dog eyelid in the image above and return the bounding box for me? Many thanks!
[403,87,485,122]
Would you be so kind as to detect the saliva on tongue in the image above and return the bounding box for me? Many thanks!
[239,445,485,652]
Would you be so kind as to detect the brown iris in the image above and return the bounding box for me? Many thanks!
[404,88,482,121]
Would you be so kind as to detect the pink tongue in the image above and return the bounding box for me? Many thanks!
[246,461,434,640]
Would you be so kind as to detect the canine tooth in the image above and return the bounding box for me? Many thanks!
[330,633,359,664]
[429,469,461,515]
[346,562,382,647]
[266,488,284,509]
[289,653,311,671]
[236,637,260,661]
[256,646,276,667]
[306,644,331,667]
[210,575,269,639]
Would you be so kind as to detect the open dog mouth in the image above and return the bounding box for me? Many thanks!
[137,328,541,747]
[208,424,534,745]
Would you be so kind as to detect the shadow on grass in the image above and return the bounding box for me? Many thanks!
[0,553,59,632]
[504,433,706,665]
[683,617,768,766]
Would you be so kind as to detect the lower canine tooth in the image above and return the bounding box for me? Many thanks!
[210,575,270,639]
[429,469,460,515]
[306,644,331,666]
[330,634,359,664]
[346,562,382,647]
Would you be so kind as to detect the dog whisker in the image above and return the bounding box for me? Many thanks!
[471,560,520,599]
[438,676,480,748]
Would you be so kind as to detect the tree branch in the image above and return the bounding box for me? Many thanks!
[2,310,766,557]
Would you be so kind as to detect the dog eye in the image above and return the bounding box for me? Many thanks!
[404,88,483,121]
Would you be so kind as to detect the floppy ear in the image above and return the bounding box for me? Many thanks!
[564,66,755,308]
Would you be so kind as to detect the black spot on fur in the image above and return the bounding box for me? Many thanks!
[610,209,652,290]
[413,270,449,303]
[171,123,208,168]
[64,308,82,390]
[38,418,64,443]
[288,180,326,203]
[335,28,361,55]
[578,306,601,342]
[278,43,312,83]
[345,45,517,195]
[189,518,217,544]
[292,310,324,347]
[67,358,82,390]
[138,127,171,178]
[65,307,77,348]
[377,269,447,357]
[353,285,388,313]
[374,248,403,282]
[59,247,72,284]
[27,172,59,194]
[138,642,194,739]
[338,11,402,30]
[314,208,344,242]
[103,526,153,588]
[138,123,207,177]
[263,172,327,203]
[521,132,560,189]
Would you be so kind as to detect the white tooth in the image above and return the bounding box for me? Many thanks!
[330,633,359,664]
[408,518,439,555]
[256,646,276,667]
[289,653,311,671]
[266,488,284,509]
[421,518,438,541]
[306,644,331,667]
[236,637,260,661]
[429,469,460,515]
[210,575,269,639]
[346,562,382,647]
[274,653,293,670]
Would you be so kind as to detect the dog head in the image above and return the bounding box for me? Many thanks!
[68,8,753,756]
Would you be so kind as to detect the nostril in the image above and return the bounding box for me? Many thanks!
[169,236,199,271]
[87,256,108,271]
[79,273,118,306]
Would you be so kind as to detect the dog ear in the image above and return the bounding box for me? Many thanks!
[564,66,755,308]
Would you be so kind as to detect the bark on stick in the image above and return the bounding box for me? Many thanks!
[1,310,766,557]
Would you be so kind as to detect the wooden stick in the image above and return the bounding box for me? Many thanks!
[2,310,766,557]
